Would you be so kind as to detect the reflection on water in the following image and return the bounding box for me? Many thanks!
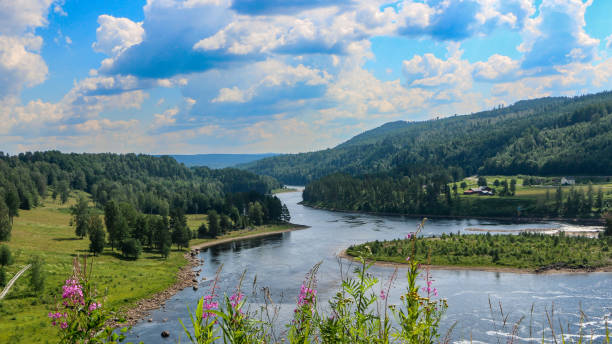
[127,189,611,343]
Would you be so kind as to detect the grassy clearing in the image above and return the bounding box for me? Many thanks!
[347,233,612,271]
[0,197,299,343]
[0,196,186,344]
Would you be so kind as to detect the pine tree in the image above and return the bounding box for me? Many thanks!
[207,210,220,237]
[0,245,13,266]
[29,256,45,294]
[88,216,106,256]
[596,187,604,212]
[104,201,120,250]
[5,187,19,224]
[71,196,90,238]
[0,199,11,241]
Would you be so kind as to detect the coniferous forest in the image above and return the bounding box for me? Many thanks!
[243,92,612,184]
[0,151,285,248]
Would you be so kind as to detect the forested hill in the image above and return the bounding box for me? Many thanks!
[0,151,280,215]
[166,153,278,168]
[242,91,612,184]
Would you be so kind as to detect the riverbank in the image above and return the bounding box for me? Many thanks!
[301,202,605,225]
[338,249,612,274]
[117,223,310,326]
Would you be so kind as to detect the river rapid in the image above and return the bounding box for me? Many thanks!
[127,189,611,343]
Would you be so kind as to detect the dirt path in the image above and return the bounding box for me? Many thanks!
[0,264,31,300]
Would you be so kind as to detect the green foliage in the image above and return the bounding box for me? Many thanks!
[244,92,612,184]
[605,213,612,236]
[0,244,13,266]
[197,223,208,239]
[304,173,606,219]
[348,232,612,270]
[88,218,106,256]
[47,258,134,344]
[0,266,6,287]
[29,255,45,294]
[207,210,220,238]
[71,196,90,238]
[120,238,142,260]
[0,198,11,241]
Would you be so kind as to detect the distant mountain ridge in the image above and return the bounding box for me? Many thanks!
[241,91,612,184]
[162,153,278,168]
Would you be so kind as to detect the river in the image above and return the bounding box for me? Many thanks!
[127,189,611,343]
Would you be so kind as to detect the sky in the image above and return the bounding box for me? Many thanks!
[1,0,612,154]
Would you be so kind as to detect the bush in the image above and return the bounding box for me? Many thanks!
[89,226,106,256]
[0,245,13,266]
[197,223,208,238]
[120,238,142,260]
[0,266,6,287]
[29,256,45,294]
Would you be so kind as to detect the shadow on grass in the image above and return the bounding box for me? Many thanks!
[53,237,82,241]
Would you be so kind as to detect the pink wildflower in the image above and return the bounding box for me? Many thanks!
[60,322,68,329]
[88,302,101,312]
[380,290,386,300]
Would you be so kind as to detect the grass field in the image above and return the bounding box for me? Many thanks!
[0,195,297,343]
[0,195,187,343]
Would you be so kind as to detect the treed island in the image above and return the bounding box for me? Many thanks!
[0,152,294,343]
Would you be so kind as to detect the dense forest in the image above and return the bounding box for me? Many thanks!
[302,173,608,219]
[0,151,287,255]
[243,91,612,185]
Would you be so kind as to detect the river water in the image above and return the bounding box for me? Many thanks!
[127,189,611,343]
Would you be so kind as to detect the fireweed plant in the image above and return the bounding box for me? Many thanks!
[182,219,450,344]
[51,221,610,343]
[48,257,135,344]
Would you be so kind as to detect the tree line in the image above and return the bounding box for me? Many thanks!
[0,151,283,252]
[303,172,609,219]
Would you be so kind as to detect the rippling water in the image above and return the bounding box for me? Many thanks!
[127,189,611,343]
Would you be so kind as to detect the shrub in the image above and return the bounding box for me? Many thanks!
[0,245,13,266]
[29,255,45,295]
[197,223,208,239]
[120,238,142,260]
[0,266,6,287]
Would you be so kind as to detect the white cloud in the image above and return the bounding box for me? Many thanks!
[472,54,521,81]
[210,59,330,103]
[519,0,598,71]
[74,118,138,133]
[0,0,55,35]
[0,35,48,98]
[92,15,145,56]
[403,44,472,91]
[212,86,250,103]
[606,34,612,50]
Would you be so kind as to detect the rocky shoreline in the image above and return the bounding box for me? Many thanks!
[109,250,201,328]
[112,224,309,328]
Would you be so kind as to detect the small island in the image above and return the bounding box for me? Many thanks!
[346,231,612,273]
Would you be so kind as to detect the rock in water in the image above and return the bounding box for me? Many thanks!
[161,330,170,338]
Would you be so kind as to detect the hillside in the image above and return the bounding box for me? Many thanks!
[165,153,278,168]
[242,92,612,184]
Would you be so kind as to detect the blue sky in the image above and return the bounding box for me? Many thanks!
[2,0,612,154]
